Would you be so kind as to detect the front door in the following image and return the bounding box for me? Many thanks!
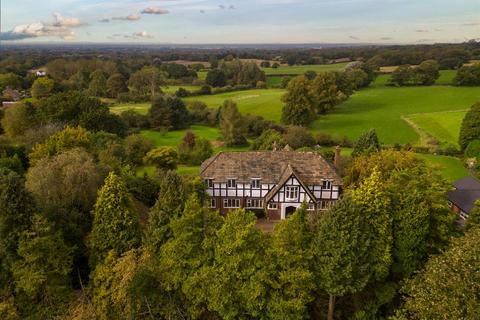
[285,206,297,218]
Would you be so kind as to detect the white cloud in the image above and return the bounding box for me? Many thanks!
[112,13,141,21]
[142,7,169,14]
[1,12,82,41]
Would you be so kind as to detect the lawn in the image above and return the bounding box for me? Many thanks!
[417,154,469,182]
[141,125,221,147]
[406,110,467,146]
[262,63,349,76]
[110,102,150,115]
[185,89,286,122]
[309,85,480,145]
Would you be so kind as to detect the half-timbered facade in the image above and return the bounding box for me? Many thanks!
[200,150,342,220]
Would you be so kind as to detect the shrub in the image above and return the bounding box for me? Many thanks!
[283,126,315,150]
[465,140,480,158]
[143,147,178,169]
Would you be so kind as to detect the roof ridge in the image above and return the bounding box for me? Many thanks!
[199,151,223,175]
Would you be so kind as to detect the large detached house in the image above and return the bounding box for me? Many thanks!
[200,150,342,220]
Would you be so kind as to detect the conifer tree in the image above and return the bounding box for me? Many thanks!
[268,205,314,320]
[350,168,392,281]
[352,128,380,157]
[89,172,141,266]
[313,196,373,320]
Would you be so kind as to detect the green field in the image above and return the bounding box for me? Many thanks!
[309,85,480,145]
[141,126,221,147]
[407,110,467,146]
[262,62,349,75]
[162,85,201,93]
[110,102,150,115]
[185,89,285,121]
[373,70,457,88]
[417,154,469,182]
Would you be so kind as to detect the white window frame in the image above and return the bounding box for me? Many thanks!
[223,198,240,208]
[285,186,299,201]
[319,200,331,210]
[321,180,332,190]
[251,178,261,189]
[268,202,278,210]
[246,199,264,209]
[210,198,216,208]
[227,178,236,189]
[307,203,315,211]
[205,178,214,188]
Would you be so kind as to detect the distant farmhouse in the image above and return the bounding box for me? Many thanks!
[200,149,342,220]
[447,177,480,220]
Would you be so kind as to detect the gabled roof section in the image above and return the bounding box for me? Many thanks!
[264,164,317,204]
[199,151,342,186]
[453,177,480,190]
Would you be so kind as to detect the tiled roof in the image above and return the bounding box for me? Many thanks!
[447,176,480,214]
[453,177,480,190]
[264,164,317,203]
[200,151,342,186]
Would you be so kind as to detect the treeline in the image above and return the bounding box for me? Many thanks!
[280,62,376,126]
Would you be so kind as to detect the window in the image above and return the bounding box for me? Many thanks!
[285,186,299,201]
[246,199,263,209]
[205,179,214,188]
[322,180,332,190]
[268,202,278,210]
[251,178,261,189]
[307,203,315,211]
[223,198,240,208]
[319,200,332,210]
[227,179,236,188]
[210,198,216,208]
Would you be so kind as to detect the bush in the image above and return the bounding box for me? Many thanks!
[315,133,336,147]
[256,81,267,89]
[186,101,218,126]
[143,147,178,169]
[175,87,191,97]
[465,140,480,158]
[283,126,315,150]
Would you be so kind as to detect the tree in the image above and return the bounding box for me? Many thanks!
[190,138,213,165]
[123,134,154,166]
[0,102,37,139]
[0,169,35,282]
[12,215,73,318]
[129,66,165,96]
[148,95,190,130]
[464,140,480,158]
[28,126,91,165]
[88,70,107,97]
[352,128,380,156]
[158,195,223,318]
[459,103,480,150]
[310,71,342,114]
[89,172,142,266]
[219,100,248,146]
[398,226,480,319]
[204,210,269,319]
[414,59,440,85]
[146,170,187,251]
[31,77,54,99]
[389,65,414,86]
[268,206,314,320]
[0,73,22,91]
[313,196,373,320]
[106,73,128,98]
[238,62,266,86]
[281,75,316,126]
[453,64,480,86]
[350,168,393,281]
[250,129,285,151]
[283,126,315,150]
[205,69,227,87]
[26,148,102,265]
[143,147,178,169]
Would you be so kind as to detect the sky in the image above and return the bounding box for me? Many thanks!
[0,0,479,44]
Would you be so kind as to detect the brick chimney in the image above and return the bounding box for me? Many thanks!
[334,146,341,169]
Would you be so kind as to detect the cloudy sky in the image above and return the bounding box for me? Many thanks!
[1,0,479,44]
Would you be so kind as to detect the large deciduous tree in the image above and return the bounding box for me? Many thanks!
[148,95,190,130]
[281,75,316,126]
[459,103,480,150]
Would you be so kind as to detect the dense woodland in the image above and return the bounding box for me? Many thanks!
[1,42,480,319]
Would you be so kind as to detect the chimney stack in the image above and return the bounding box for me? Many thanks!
[334,146,341,169]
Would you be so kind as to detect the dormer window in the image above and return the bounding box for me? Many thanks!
[227,179,236,188]
[205,179,214,188]
[322,180,332,190]
[251,178,261,189]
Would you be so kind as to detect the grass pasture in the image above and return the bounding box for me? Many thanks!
[309,85,480,145]
[185,89,285,121]
[406,110,467,146]
[110,102,150,115]
[262,62,349,76]
[417,154,469,182]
